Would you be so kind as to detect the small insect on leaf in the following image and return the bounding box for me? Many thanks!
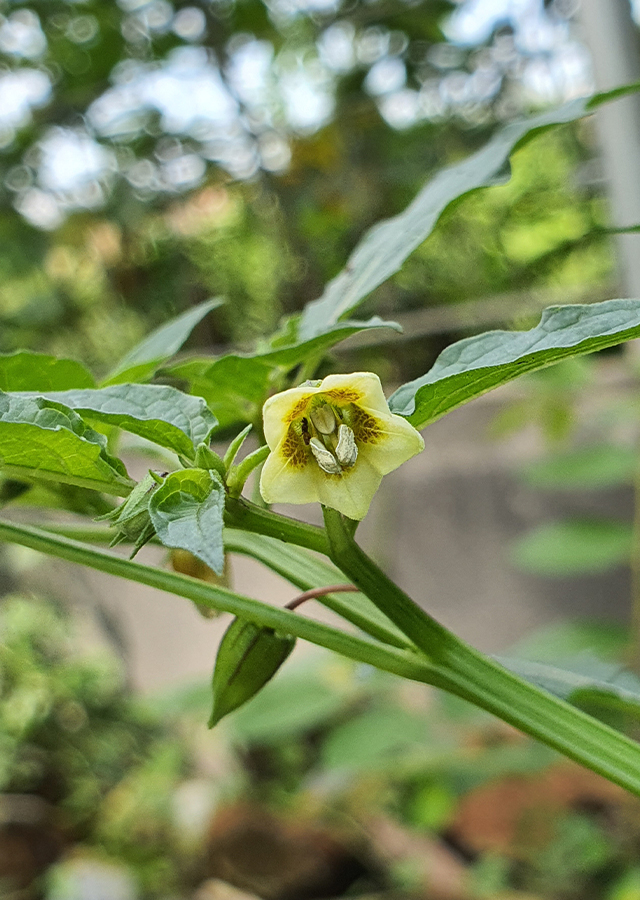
[209,617,296,727]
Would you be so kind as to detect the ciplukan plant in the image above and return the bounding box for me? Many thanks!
[4,85,640,794]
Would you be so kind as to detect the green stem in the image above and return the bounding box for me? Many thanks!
[227,445,270,498]
[39,522,410,651]
[0,518,433,685]
[224,497,329,555]
[322,507,640,796]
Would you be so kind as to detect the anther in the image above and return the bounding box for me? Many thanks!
[309,437,341,474]
[335,424,358,468]
[309,404,337,435]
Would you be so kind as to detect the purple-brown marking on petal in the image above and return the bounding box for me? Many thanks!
[349,405,382,444]
[281,424,308,469]
[286,397,312,423]
[324,388,361,404]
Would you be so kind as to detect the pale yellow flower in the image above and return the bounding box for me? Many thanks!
[259,372,424,520]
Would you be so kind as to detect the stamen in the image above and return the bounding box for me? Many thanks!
[309,404,337,435]
[309,437,341,474]
[335,424,358,468]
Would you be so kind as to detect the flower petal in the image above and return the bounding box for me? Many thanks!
[359,408,425,476]
[259,439,320,505]
[319,372,389,414]
[315,454,382,520]
[262,386,318,449]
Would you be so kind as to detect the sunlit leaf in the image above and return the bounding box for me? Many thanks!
[0,352,95,391]
[148,468,225,574]
[0,392,132,495]
[389,299,640,428]
[34,384,217,459]
[104,298,223,385]
[510,519,632,576]
[299,85,640,339]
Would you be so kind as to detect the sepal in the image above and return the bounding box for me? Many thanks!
[209,617,295,727]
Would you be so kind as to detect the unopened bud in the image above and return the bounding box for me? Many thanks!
[209,618,295,727]
[309,404,337,435]
[335,424,358,468]
[98,471,161,556]
[310,437,341,474]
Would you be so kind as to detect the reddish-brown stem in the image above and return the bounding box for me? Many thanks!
[286,584,357,610]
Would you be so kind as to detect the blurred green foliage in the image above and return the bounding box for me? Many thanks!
[0,593,193,895]
[0,0,617,380]
[6,590,640,898]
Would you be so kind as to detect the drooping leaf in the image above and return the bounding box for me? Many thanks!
[0,352,95,391]
[148,468,225,574]
[497,655,640,725]
[209,617,295,727]
[104,298,223,385]
[0,393,132,496]
[224,529,409,648]
[510,519,632,576]
[520,445,638,491]
[389,299,640,428]
[34,384,217,459]
[299,85,640,339]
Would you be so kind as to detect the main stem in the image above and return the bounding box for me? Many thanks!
[322,506,640,796]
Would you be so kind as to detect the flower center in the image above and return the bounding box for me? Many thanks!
[303,402,358,475]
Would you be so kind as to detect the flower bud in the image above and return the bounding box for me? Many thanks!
[209,618,295,727]
[98,471,161,555]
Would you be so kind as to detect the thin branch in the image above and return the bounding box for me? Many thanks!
[286,583,357,610]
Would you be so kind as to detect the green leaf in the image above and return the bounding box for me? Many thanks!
[229,664,349,743]
[224,529,410,648]
[148,468,225,574]
[166,317,401,432]
[521,445,638,491]
[510,519,632,576]
[35,384,217,459]
[321,705,428,772]
[389,299,640,428]
[0,352,95,391]
[497,655,640,724]
[104,298,223,385]
[510,620,627,663]
[209,617,295,727]
[168,355,272,432]
[0,393,132,496]
[299,85,640,340]
[255,316,402,366]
